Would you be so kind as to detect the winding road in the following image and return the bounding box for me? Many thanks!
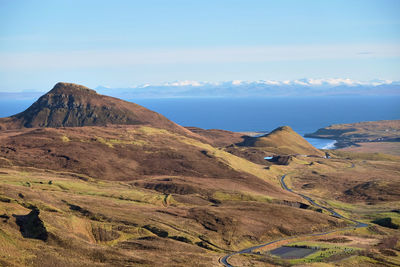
[220,174,368,267]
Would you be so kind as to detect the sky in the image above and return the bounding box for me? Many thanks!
[0,0,400,91]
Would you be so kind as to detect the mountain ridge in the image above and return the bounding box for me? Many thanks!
[2,79,399,100]
[94,79,400,98]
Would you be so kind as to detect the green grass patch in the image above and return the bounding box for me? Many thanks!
[52,180,164,206]
[283,241,360,264]
[108,138,148,146]
[93,136,148,148]
[366,212,400,229]
[138,126,170,135]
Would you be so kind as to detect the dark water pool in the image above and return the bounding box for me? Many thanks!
[269,246,318,259]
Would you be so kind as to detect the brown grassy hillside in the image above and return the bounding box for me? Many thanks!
[0,123,351,266]
[0,166,349,266]
[185,127,246,147]
[0,125,289,198]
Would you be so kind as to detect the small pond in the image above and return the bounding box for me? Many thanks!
[269,246,319,259]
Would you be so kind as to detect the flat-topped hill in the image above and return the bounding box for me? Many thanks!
[239,126,324,156]
[0,82,192,136]
[305,120,400,143]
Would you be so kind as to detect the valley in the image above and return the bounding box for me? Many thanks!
[0,83,399,266]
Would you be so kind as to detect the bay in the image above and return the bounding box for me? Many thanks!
[1,96,399,149]
[132,96,400,135]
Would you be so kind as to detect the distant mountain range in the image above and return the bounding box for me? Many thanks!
[96,79,400,98]
[2,79,400,99]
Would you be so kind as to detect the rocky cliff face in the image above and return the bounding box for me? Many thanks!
[0,82,192,136]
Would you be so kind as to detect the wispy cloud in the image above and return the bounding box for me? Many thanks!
[357,51,374,55]
[0,43,399,71]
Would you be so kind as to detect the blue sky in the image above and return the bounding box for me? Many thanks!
[0,0,399,91]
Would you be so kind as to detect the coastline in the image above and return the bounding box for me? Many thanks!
[303,137,338,150]
[305,135,400,150]
[304,136,357,149]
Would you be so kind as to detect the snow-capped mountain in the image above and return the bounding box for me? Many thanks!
[95,79,400,98]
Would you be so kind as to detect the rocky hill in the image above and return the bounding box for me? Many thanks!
[0,82,193,137]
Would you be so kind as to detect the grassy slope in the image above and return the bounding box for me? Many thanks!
[0,125,351,266]
[0,125,398,266]
[240,126,325,156]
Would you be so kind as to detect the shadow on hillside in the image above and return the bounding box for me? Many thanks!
[13,208,48,241]
[235,136,257,147]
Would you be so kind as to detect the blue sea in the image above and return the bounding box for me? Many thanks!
[0,96,399,149]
